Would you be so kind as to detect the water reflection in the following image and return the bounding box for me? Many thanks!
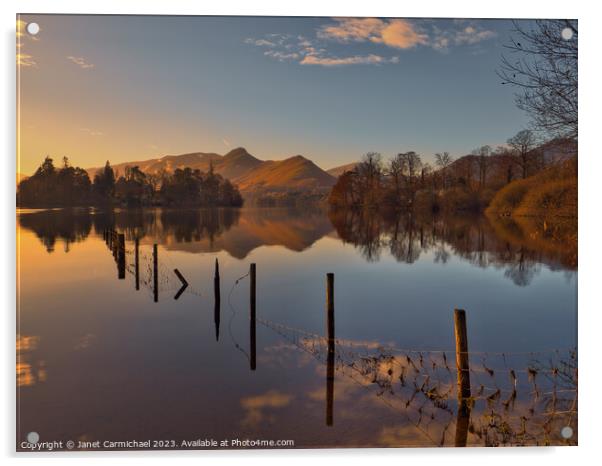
[328,209,576,286]
[16,206,577,448]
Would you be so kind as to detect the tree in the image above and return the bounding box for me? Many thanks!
[471,145,491,188]
[507,129,538,179]
[355,152,383,208]
[93,161,116,199]
[498,20,577,139]
[387,153,407,203]
[435,152,453,188]
[398,151,422,207]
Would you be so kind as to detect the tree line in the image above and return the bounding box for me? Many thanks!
[17,156,243,208]
[328,130,575,213]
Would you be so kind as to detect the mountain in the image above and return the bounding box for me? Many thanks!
[16,173,29,185]
[86,148,336,197]
[235,155,335,192]
[327,162,358,178]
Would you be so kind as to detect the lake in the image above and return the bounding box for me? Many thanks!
[16,207,577,449]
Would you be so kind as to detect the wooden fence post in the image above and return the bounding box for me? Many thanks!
[250,263,256,371]
[454,309,471,399]
[117,233,125,279]
[214,258,221,341]
[134,237,140,290]
[454,308,471,447]
[326,272,335,426]
[153,244,158,303]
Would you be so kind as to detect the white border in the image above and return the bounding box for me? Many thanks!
[3,1,600,465]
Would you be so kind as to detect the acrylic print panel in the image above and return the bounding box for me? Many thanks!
[16,14,577,451]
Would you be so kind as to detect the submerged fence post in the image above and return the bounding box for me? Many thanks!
[134,237,140,290]
[117,233,125,279]
[214,258,221,341]
[250,263,256,371]
[153,244,158,303]
[454,308,471,447]
[326,272,335,426]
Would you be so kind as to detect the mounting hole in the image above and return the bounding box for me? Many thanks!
[561,28,573,41]
[26,22,40,36]
[560,426,573,439]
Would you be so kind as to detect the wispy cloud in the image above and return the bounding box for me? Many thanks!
[67,56,94,69]
[244,18,497,66]
[16,20,38,67]
[80,127,103,136]
[17,53,37,67]
[222,138,231,148]
[301,54,399,66]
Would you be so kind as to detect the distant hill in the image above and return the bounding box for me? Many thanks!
[16,173,29,185]
[327,162,358,178]
[86,147,336,198]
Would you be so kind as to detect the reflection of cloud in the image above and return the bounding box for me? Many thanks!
[67,56,94,69]
[17,334,46,387]
[74,333,97,350]
[240,390,293,428]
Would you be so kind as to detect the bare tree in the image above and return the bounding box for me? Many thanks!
[498,20,577,139]
[471,145,491,188]
[387,153,407,203]
[435,152,453,188]
[356,152,383,207]
[507,129,538,179]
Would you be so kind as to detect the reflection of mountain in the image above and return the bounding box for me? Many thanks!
[328,209,576,286]
[86,148,336,197]
[18,208,334,259]
[161,209,334,258]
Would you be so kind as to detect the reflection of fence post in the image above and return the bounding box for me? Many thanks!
[153,244,158,303]
[250,263,256,371]
[214,258,221,341]
[326,272,335,426]
[134,237,140,290]
[454,308,471,447]
[117,233,125,279]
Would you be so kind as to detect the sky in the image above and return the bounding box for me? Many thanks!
[17,15,532,175]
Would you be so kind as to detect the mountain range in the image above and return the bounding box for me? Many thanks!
[86,147,344,198]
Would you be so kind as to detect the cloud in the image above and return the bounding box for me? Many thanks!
[16,20,38,67]
[301,54,399,66]
[244,38,276,47]
[67,56,94,69]
[17,53,36,67]
[318,18,428,50]
[244,19,496,67]
[430,24,497,51]
[80,127,103,136]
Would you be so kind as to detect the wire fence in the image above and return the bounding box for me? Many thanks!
[102,228,578,446]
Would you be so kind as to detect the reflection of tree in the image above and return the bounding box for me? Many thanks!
[503,247,541,287]
[158,209,240,245]
[18,208,93,252]
[18,208,240,253]
[328,208,575,284]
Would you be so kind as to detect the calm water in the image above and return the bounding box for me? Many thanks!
[16,207,577,449]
